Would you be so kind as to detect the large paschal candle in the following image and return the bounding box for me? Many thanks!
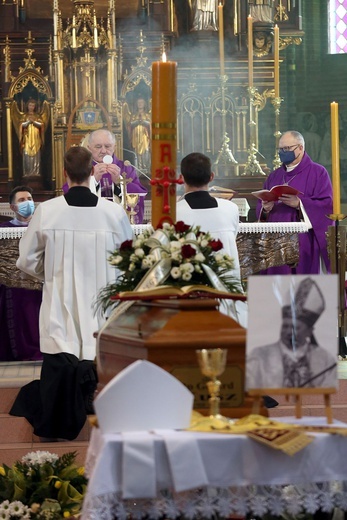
[151,54,180,229]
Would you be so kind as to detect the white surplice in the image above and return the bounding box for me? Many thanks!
[177,196,247,327]
[16,196,133,360]
[177,196,241,282]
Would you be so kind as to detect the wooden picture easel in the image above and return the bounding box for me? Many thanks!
[248,387,337,424]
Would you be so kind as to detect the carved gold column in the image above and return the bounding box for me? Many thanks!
[50,103,56,183]
[5,101,13,181]
[107,49,117,112]
[54,50,66,124]
[54,133,64,195]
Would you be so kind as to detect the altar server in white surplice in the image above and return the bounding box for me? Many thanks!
[177,152,241,285]
[177,152,245,325]
[10,146,133,441]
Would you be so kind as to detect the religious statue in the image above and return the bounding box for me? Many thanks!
[189,0,219,31]
[123,96,151,172]
[253,30,272,57]
[248,0,274,24]
[11,98,50,177]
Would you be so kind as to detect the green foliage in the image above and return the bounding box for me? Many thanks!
[0,451,87,519]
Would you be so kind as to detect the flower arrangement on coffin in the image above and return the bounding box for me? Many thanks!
[96,220,245,314]
[0,451,87,519]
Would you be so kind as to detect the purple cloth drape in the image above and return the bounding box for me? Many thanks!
[0,285,42,361]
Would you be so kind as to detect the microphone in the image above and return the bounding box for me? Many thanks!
[124,160,151,181]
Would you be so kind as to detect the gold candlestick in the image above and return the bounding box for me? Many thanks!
[248,15,253,87]
[272,95,282,169]
[215,75,238,170]
[243,86,265,176]
[218,2,225,76]
[274,25,280,98]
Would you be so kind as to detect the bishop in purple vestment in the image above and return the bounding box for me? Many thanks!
[63,129,147,223]
[256,131,333,274]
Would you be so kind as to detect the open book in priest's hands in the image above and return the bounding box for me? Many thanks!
[111,285,247,301]
[251,184,301,202]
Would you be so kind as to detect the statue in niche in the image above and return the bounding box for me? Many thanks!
[123,95,151,172]
[248,0,274,24]
[189,0,219,31]
[11,98,50,177]
[253,30,272,57]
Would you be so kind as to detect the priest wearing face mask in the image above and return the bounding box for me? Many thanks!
[0,185,41,363]
[256,130,333,274]
[0,185,35,227]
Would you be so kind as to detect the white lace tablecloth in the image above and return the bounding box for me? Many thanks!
[130,222,309,237]
[82,417,347,519]
[0,222,308,240]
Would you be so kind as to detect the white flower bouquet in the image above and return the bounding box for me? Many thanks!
[96,220,242,314]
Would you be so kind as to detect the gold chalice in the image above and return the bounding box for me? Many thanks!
[195,348,234,428]
[126,193,139,224]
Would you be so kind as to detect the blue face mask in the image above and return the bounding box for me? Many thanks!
[279,150,296,165]
[17,200,35,218]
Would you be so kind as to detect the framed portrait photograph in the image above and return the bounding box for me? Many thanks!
[245,275,338,391]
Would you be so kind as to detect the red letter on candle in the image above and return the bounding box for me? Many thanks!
[160,143,172,162]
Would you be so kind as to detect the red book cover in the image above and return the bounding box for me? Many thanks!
[251,184,301,202]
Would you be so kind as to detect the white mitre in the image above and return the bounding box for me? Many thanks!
[94,360,194,433]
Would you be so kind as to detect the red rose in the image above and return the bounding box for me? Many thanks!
[119,240,133,251]
[175,221,191,233]
[209,239,223,251]
[181,244,196,258]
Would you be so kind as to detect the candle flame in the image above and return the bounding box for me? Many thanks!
[162,52,167,62]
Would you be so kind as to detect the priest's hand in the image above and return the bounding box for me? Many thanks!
[279,194,300,208]
[93,162,109,182]
[107,163,122,184]
[262,201,274,213]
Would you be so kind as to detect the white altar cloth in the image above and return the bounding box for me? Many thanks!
[0,222,309,240]
[82,417,347,519]
[131,221,309,237]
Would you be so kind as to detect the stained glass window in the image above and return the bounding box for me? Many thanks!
[329,0,347,53]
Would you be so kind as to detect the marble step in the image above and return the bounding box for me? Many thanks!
[0,385,91,467]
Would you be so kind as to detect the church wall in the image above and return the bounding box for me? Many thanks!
[281,0,347,202]
[0,0,347,202]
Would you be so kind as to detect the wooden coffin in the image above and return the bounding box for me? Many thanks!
[97,297,266,418]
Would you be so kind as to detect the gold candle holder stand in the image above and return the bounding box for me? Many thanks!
[215,74,238,171]
[271,94,283,170]
[243,86,265,176]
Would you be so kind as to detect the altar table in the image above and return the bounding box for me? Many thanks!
[82,416,347,519]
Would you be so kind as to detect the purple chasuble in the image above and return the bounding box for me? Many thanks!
[256,152,333,274]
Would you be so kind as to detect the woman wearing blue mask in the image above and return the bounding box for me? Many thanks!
[256,130,333,275]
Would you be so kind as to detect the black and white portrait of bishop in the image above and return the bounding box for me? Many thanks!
[246,275,338,390]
